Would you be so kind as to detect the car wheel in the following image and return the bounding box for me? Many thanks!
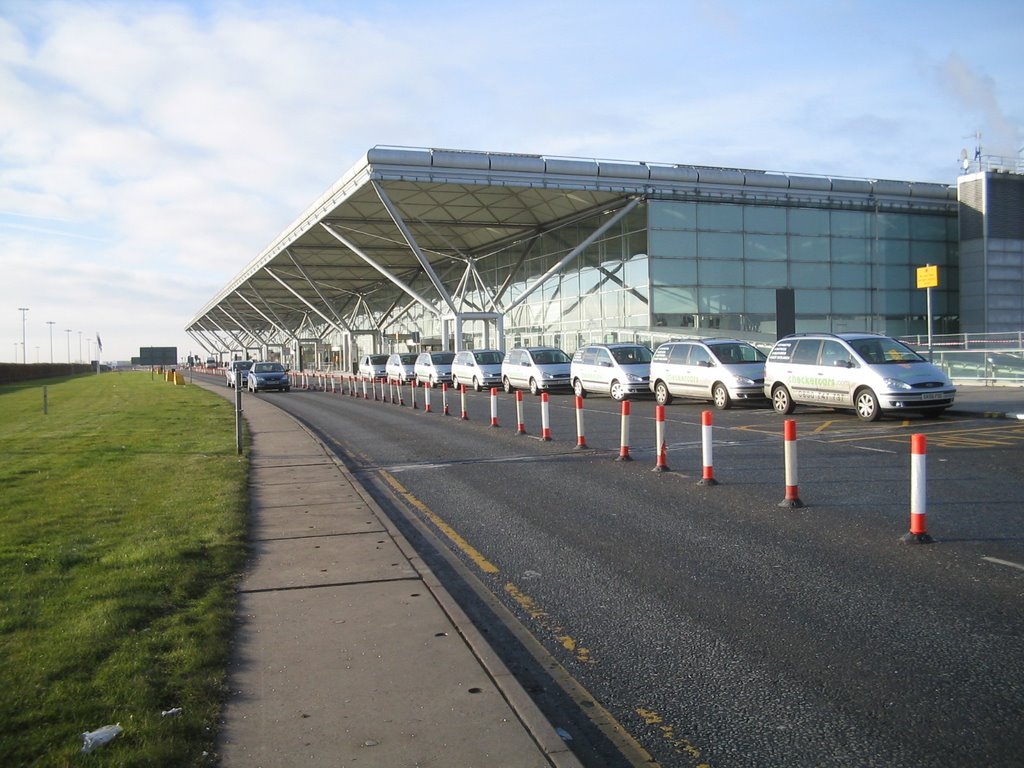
[473,377,482,392]
[772,385,795,415]
[609,380,626,401]
[529,378,541,396]
[503,376,514,394]
[712,383,732,410]
[855,388,881,422]
[654,381,672,406]
[573,378,587,398]
[451,374,459,389]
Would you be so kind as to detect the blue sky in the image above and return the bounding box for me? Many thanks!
[2,0,1021,363]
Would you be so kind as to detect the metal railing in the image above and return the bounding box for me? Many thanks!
[899,332,1024,384]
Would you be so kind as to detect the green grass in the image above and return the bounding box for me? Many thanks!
[0,372,247,766]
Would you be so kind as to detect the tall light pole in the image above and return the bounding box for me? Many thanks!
[65,329,72,363]
[78,331,83,363]
[46,321,55,363]
[87,338,93,363]
[18,307,29,364]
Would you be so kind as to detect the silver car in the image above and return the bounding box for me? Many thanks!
[501,347,572,395]
[763,332,956,421]
[570,343,652,401]
[357,354,388,380]
[414,351,455,387]
[649,339,768,409]
[451,349,504,391]
[385,352,417,383]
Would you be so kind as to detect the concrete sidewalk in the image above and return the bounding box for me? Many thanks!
[948,383,1024,419]
[208,384,582,767]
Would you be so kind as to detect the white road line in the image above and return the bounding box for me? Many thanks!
[854,445,897,454]
[982,556,1024,572]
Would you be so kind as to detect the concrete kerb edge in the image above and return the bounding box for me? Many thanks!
[242,396,584,767]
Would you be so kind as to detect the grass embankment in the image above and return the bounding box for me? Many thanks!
[0,372,247,766]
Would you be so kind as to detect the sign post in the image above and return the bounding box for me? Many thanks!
[916,265,938,361]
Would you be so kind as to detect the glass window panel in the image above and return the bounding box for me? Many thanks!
[878,212,910,238]
[623,254,648,285]
[744,288,776,313]
[652,286,698,313]
[881,265,912,289]
[791,262,830,288]
[831,262,869,288]
[831,238,869,264]
[579,267,600,293]
[649,201,696,229]
[699,287,744,313]
[744,205,787,233]
[649,229,697,258]
[624,290,648,316]
[698,203,743,231]
[831,290,869,314]
[797,289,830,313]
[831,210,869,237]
[698,232,743,259]
[910,240,948,266]
[874,289,909,313]
[745,261,787,287]
[650,258,697,285]
[877,239,909,265]
[910,214,948,241]
[698,260,743,284]
[790,235,829,262]
[745,233,787,261]
[789,208,829,236]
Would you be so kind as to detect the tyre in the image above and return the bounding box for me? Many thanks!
[609,380,627,401]
[503,376,514,394]
[529,378,541,396]
[654,381,672,406]
[772,385,795,415]
[573,378,587,398]
[473,377,482,392]
[451,374,459,389]
[712,382,732,410]
[855,388,881,422]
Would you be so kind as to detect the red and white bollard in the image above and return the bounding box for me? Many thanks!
[617,400,632,461]
[653,404,669,472]
[540,392,552,441]
[459,384,468,420]
[441,383,450,415]
[410,380,418,410]
[900,434,933,544]
[779,419,804,508]
[515,390,525,434]
[574,395,587,448]
[490,387,500,427]
[423,382,432,413]
[698,410,718,486]
[361,377,368,399]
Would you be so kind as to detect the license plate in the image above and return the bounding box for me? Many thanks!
[921,392,945,400]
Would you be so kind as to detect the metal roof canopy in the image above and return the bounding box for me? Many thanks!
[186,146,956,359]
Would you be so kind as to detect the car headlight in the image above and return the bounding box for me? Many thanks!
[733,376,755,386]
[883,378,912,390]
[626,374,643,383]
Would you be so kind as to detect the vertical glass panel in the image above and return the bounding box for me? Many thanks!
[880,265,912,290]
[745,261,787,287]
[652,286,698,313]
[877,212,910,238]
[797,290,830,313]
[831,290,869,313]
[623,253,648,285]
[831,238,869,264]
[744,233,787,261]
[831,262,869,287]
[910,240,948,266]
[698,260,743,284]
[744,205,787,233]
[790,235,829,262]
[698,203,743,231]
[744,288,776,313]
[650,258,697,285]
[877,239,909,265]
[789,208,829,235]
[910,214,948,241]
[831,210,870,237]
[791,262,830,288]
[649,201,696,229]
[698,232,743,259]
[699,287,744,313]
[649,229,697,258]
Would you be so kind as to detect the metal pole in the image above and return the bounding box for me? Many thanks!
[926,284,934,362]
[18,307,29,364]
[234,379,243,455]
[46,321,55,363]
[65,329,72,363]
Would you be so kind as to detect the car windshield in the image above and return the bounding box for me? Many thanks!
[611,346,653,364]
[530,349,571,365]
[710,343,767,364]
[853,338,924,364]
[473,351,503,365]
[431,352,456,364]
[253,362,284,372]
[236,361,254,370]
[370,355,388,365]
[400,354,417,363]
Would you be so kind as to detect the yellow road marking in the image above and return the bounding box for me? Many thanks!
[812,420,835,434]
[379,471,500,574]
[636,707,710,766]
[504,583,594,664]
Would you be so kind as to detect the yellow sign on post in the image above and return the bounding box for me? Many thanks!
[916,265,939,289]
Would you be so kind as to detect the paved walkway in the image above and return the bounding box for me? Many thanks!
[205,383,581,767]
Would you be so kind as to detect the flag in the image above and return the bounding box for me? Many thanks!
[96,333,103,352]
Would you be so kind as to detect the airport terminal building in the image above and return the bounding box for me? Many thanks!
[186,147,1024,369]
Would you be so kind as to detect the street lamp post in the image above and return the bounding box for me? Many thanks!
[18,307,29,364]
[46,321,55,363]
[65,329,72,363]
[78,331,82,364]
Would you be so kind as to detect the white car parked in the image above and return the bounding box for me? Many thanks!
[451,349,504,391]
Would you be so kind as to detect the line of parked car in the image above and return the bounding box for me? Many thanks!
[357,332,956,421]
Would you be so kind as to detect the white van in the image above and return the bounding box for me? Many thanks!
[501,347,572,395]
[451,349,503,391]
[649,339,767,409]
[570,343,652,401]
[763,332,956,421]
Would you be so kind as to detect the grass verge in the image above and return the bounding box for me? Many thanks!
[0,372,247,766]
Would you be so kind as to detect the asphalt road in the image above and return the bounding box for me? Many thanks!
[233,379,1024,768]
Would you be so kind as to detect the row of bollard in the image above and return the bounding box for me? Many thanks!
[291,371,933,544]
